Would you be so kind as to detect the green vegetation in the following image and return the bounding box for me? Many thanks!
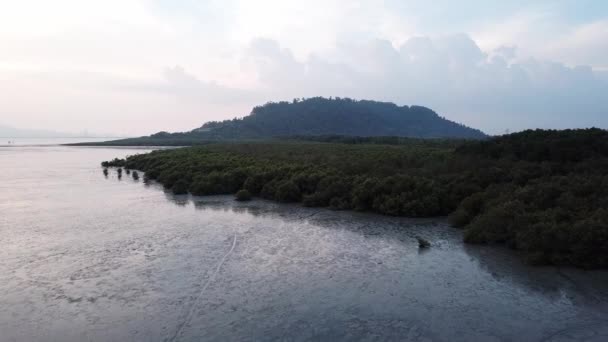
[197,97,486,139]
[132,171,140,180]
[235,189,252,201]
[73,97,485,146]
[103,129,608,268]
[171,179,189,195]
[102,158,126,167]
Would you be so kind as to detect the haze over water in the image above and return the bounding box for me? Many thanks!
[2,141,608,341]
[0,137,114,147]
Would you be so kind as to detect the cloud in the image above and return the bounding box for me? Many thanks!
[240,34,608,133]
[1,1,607,135]
[544,20,608,69]
[0,68,254,135]
[160,65,257,104]
[2,32,606,136]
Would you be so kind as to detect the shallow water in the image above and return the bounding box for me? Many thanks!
[0,137,115,146]
[1,144,608,342]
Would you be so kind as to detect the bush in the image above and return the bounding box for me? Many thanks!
[171,179,190,195]
[463,200,525,245]
[101,158,125,167]
[275,180,301,202]
[243,174,266,194]
[448,208,471,228]
[235,189,252,201]
[260,179,280,200]
[449,192,484,227]
[329,196,351,210]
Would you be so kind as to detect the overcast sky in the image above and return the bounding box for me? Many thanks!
[1,0,607,136]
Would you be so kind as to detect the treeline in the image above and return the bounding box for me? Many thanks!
[104,129,608,268]
[282,135,468,147]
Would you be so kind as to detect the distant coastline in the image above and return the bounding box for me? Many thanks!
[1,137,131,147]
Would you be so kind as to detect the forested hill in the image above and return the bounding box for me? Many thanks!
[197,98,486,139]
[81,98,486,146]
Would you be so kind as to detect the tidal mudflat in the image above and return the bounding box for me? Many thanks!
[1,145,608,342]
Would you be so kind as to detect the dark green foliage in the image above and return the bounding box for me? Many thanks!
[456,128,608,162]
[78,97,486,146]
[235,189,252,201]
[171,179,189,195]
[275,180,301,202]
[196,98,486,139]
[244,173,272,194]
[101,158,126,167]
[103,128,608,268]
[103,168,108,176]
[132,171,140,180]
[448,192,484,227]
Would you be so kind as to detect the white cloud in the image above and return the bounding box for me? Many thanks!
[238,35,608,133]
[1,0,607,135]
[544,20,608,69]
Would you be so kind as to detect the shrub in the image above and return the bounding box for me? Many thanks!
[463,200,525,244]
[329,196,351,210]
[275,180,301,202]
[449,192,484,227]
[235,189,252,201]
[243,174,267,194]
[171,179,190,195]
[101,158,125,167]
[448,208,471,228]
[260,179,280,200]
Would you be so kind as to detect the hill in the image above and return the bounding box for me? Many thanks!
[81,97,486,145]
[197,97,486,139]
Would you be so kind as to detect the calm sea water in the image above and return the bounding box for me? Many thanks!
[0,137,116,146]
[1,141,608,342]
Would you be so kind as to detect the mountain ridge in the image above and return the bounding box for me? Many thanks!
[194,97,486,139]
[77,97,486,146]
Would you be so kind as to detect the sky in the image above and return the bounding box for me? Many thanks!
[1,0,607,136]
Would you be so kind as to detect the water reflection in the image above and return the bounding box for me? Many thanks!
[140,175,608,309]
[5,152,601,342]
[122,175,608,308]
